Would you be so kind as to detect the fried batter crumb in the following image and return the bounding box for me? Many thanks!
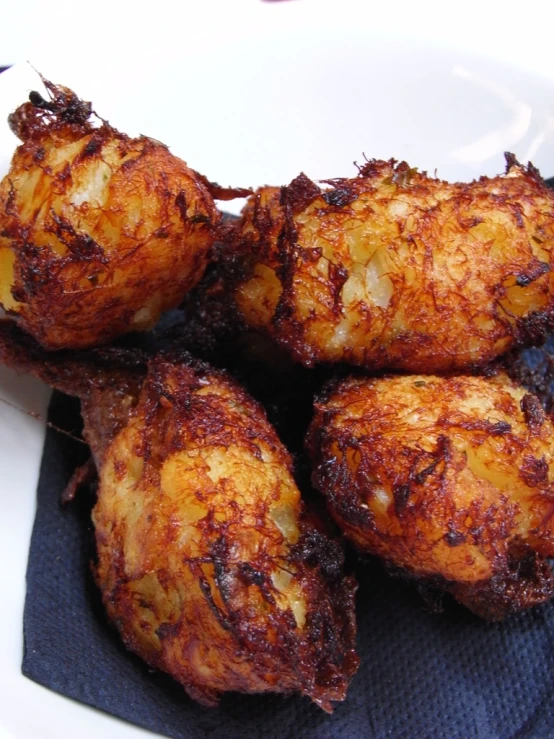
[0,80,221,349]
[227,157,554,373]
[308,371,554,619]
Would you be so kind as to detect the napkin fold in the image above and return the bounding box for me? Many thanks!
[21,180,554,739]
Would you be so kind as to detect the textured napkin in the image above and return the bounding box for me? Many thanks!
[22,391,554,739]
[22,179,554,739]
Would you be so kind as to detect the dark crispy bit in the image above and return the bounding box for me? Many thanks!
[307,372,554,619]
[225,157,554,372]
[0,80,222,349]
[503,339,554,417]
[0,319,358,710]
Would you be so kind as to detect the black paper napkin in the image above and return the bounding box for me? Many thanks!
[22,390,554,739]
[22,179,554,739]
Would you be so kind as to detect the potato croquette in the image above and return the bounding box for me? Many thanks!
[0,319,358,710]
[0,80,221,349]
[228,157,554,373]
[308,372,554,619]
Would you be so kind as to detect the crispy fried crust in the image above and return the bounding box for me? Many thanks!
[95,358,358,709]
[0,319,358,709]
[0,80,220,349]
[307,372,554,619]
[227,158,554,372]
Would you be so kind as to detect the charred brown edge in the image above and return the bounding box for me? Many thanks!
[383,536,554,621]
[9,77,95,141]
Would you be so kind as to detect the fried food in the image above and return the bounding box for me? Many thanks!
[0,80,226,349]
[227,157,554,372]
[0,319,358,710]
[307,371,554,619]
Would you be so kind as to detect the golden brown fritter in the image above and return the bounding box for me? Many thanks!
[0,80,223,349]
[308,372,554,619]
[0,319,358,710]
[227,157,554,373]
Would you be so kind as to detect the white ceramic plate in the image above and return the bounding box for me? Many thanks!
[1,1,554,737]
